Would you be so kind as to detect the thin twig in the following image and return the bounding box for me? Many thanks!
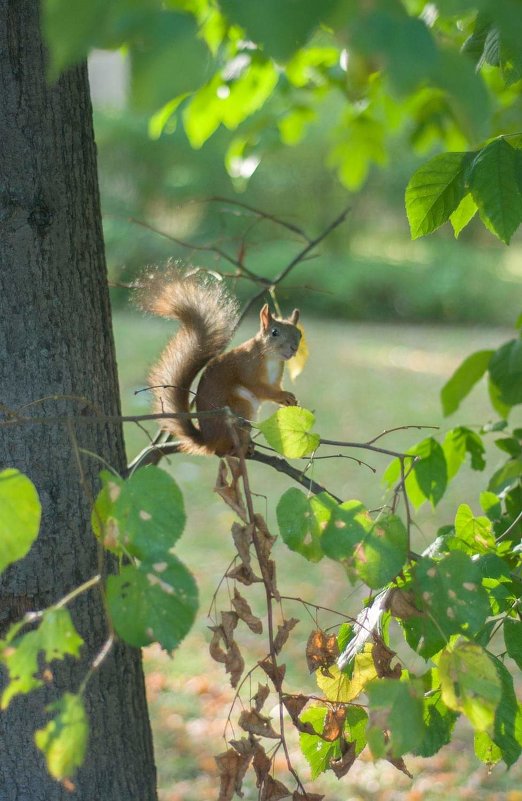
[237,205,351,324]
[208,196,312,243]
[248,448,342,501]
[320,437,410,459]
[365,424,439,445]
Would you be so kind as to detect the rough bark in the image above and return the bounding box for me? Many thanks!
[0,1,157,798]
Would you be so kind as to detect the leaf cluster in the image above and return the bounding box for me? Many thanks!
[43,0,522,241]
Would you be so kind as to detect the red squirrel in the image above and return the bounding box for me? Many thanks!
[137,267,301,456]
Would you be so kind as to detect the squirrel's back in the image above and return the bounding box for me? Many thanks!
[136,265,240,453]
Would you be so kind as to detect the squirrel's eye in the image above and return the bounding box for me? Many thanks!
[271,328,279,336]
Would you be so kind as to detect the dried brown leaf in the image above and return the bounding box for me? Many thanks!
[387,755,413,779]
[292,717,317,736]
[322,707,347,742]
[282,694,309,720]
[253,683,270,712]
[226,563,262,586]
[266,559,280,601]
[261,775,291,800]
[225,640,245,688]
[253,513,277,560]
[232,588,263,634]
[228,737,256,758]
[305,629,339,674]
[292,792,325,801]
[221,610,239,646]
[273,617,299,655]
[259,657,286,690]
[238,709,280,739]
[330,741,356,779]
[371,637,402,679]
[231,521,254,567]
[386,588,423,620]
[215,747,252,801]
[209,626,227,664]
[252,742,272,787]
[215,459,247,522]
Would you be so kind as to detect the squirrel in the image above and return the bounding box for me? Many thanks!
[137,266,302,457]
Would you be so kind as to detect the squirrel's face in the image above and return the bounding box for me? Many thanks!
[259,304,301,360]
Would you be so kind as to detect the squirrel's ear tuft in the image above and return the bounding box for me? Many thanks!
[260,303,272,331]
[289,309,300,325]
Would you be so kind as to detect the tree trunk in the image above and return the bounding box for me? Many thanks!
[0,1,157,798]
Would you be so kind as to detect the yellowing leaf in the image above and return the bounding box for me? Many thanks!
[0,469,41,574]
[35,693,88,781]
[316,648,377,703]
[287,323,309,381]
[439,638,502,732]
[257,407,320,458]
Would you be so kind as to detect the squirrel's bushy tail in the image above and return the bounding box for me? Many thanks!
[136,265,240,453]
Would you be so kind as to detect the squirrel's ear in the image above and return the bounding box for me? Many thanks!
[260,303,272,331]
[289,309,300,325]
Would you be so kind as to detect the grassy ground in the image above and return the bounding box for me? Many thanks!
[114,309,522,801]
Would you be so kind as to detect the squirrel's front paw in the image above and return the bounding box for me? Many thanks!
[280,391,298,406]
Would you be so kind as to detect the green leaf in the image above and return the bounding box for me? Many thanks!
[35,693,88,781]
[488,376,512,420]
[405,152,473,239]
[411,552,490,640]
[384,438,447,509]
[220,0,340,61]
[439,638,502,732]
[489,338,522,407]
[321,500,372,562]
[351,7,438,95]
[257,407,320,458]
[279,105,316,146]
[42,0,112,76]
[441,350,493,416]
[337,622,354,656]
[345,705,368,755]
[106,555,198,651]
[129,12,210,112]
[92,466,185,562]
[453,504,494,553]
[489,655,522,766]
[431,47,490,143]
[504,618,522,669]
[495,436,522,458]
[476,553,517,616]
[354,514,409,590]
[450,192,478,237]
[480,490,502,520]
[1,608,84,709]
[411,438,447,508]
[367,678,425,757]
[0,468,41,575]
[488,458,522,495]
[469,138,522,244]
[0,608,83,709]
[443,426,485,478]
[276,489,335,562]
[183,58,279,149]
[328,112,387,191]
[414,692,457,757]
[285,45,340,87]
[475,730,502,766]
[299,706,341,779]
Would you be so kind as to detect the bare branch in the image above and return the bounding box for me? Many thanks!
[237,205,351,323]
